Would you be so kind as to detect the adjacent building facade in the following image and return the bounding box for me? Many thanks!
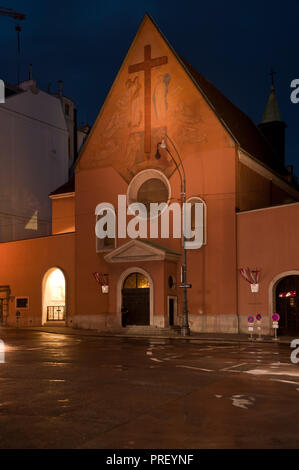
[0,77,82,243]
[0,15,298,336]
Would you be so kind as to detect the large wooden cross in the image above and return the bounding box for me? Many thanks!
[129,45,168,154]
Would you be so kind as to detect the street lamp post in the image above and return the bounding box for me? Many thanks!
[155,134,190,336]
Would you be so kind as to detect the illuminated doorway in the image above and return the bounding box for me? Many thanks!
[42,268,66,324]
[122,272,150,325]
[275,275,299,335]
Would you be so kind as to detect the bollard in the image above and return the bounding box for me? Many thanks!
[272,314,280,341]
[255,314,263,341]
[272,321,279,340]
[248,316,255,341]
[256,321,263,341]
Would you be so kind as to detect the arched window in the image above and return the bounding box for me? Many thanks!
[127,169,171,218]
[137,178,169,211]
[42,268,66,324]
[123,272,150,289]
[95,206,116,253]
[186,197,207,245]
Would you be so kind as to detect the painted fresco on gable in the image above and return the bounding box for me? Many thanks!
[171,102,207,147]
[123,77,143,128]
[119,126,173,184]
[153,73,171,124]
[79,36,210,179]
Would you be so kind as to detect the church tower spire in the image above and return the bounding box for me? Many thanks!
[258,72,286,164]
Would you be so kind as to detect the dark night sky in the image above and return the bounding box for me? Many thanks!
[1,0,299,174]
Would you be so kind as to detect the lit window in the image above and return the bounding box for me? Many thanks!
[123,273,150,289]
[48,269,65,301]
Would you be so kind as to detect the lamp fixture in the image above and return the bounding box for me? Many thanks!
[160,138,167,149]
[155,146,161,160]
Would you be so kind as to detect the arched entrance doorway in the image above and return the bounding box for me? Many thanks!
[275,275,299,335]
[42,268,66,325]
[122,272,150,325]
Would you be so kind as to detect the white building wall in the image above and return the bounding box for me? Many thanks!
[0,86,69,242]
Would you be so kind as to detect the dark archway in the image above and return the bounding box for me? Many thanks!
[0,286,10,326]
[276,275,299,335]
[122,272,150,326]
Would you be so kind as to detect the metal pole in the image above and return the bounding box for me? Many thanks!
[181,170,190,336]
[162,134,190,336]
[272,322,278,341]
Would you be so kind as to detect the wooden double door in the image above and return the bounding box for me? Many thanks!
[122,288,150,326]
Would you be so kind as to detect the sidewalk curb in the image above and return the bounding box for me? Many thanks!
[4,326,293,345]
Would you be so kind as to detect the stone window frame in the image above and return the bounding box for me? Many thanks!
[127,169,171,220]
[186,196,207,245]
[96,212,117,253]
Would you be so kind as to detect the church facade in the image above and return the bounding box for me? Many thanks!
[1,15,299,336]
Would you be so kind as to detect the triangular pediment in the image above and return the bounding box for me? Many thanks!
[75,14,223,182]
[104,240,180,263]
[74,14,290,183]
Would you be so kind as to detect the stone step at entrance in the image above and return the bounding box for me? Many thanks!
[44,321,66,327]
[121,325,182,336]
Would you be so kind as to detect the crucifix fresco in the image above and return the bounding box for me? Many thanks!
[128,45,168,155]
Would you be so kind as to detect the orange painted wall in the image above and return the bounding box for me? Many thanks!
[75,156,237,321]
[75,166,127,317]
[237,163,271,210]
[237,202,299,331]
[237,161,296,211]
[0,233,75,326]
[51,195,75,234]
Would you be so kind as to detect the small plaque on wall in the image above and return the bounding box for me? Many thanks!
[15,297,29,309]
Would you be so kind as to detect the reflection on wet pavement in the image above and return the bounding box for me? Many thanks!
[0,328,298,449]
